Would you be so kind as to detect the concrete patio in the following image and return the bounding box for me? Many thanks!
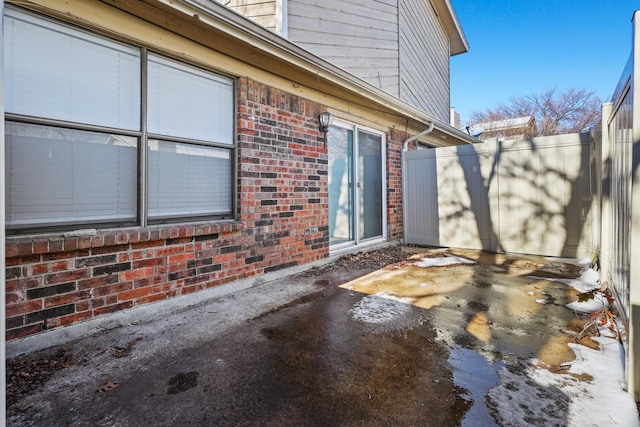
[6,246,639,426]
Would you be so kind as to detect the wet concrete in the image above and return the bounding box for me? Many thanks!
[6,247,618,426]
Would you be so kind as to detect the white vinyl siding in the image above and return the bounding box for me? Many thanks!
[226,0,455,118]
[288,0,400,98]
[399,1,451,121]
[226,0,278,31]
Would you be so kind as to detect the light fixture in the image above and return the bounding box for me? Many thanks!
[318,111,334,147]
[318,111,334,133]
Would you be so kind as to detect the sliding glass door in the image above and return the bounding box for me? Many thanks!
[328,122,385,248]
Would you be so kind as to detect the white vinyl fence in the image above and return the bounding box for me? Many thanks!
[404,132,597,258]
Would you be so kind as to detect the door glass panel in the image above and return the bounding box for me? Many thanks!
[358,130,383,240]
[328,127,353,244]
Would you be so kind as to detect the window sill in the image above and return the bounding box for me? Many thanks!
[5,220,242,258]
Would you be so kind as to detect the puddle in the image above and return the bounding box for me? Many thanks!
[448,344,502,427]
[167,371,199,395]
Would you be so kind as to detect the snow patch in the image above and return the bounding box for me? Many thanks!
[531,268,605,313]
[566,292,610,313]
[539,268,600,293]
[487,337,639,427]
[349,293,412,324]
[413,255,476,268]
[487,363,570,426]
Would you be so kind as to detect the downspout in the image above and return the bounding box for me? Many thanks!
[401,122,434,245]
[1,0,6,420]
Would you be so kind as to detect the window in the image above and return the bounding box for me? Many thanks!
[4,7,235,231]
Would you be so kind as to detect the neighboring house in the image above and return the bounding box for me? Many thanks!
[3,0,474,341]
[466,115,538,142]
[450,107,461,129]
[225,0,468,123]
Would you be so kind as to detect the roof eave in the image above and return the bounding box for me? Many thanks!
[430,0,469,56]
[155,0,474,144]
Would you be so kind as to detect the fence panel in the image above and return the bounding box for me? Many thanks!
[404,133,595,258]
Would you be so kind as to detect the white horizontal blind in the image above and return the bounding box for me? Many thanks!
[147,54,234,144]
[147,140,231,218]
[4,8,140,130]
[5,122,138,227]
[4,7,236,229]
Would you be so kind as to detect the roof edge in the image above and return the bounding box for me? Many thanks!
[430,0,469,56]
[160,0,475,144]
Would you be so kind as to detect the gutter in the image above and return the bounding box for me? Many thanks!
[158,0,476,144]
[401,123,434,245]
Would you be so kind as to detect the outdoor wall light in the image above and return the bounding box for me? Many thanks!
[318,111,334,133]
[318,111,334,147]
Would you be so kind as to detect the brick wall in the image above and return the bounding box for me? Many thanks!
[4,78,334,341]
[387,128,409,241]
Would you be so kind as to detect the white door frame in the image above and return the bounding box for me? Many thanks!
[328,118,387,254]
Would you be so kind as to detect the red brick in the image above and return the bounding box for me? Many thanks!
[6,299,43,317]
[6,292,21,304]
[155,246,184,257]
[91,244,129,255]
[33,239,50,254]
[94,301,133,316]
[42,250,90,261]
[6,254,40,266]
[6,323,44,341]
[133,257,165,269]
[180,285,198,295]
[44,290,91,308]
[6,277,43,292]
[136,293,168,305]
[131,240,164,250]
[120,267,155,281]
[76,298,106,311]
[95,282,133,297]
[167,253,195,264]
[46,310,92,329]
[118,287,152,301]
[45,269,91,285]
[63,238,79,251]
[77,274,119,290]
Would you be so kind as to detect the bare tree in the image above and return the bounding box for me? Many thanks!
[470,87,601,136]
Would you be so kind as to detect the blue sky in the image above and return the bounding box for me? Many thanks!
[449,1,637,126]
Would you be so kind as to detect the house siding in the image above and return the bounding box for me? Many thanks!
[399,0,451,122]
[287,0,400,98]
[223,1,456,121]
[226,0,278,31]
